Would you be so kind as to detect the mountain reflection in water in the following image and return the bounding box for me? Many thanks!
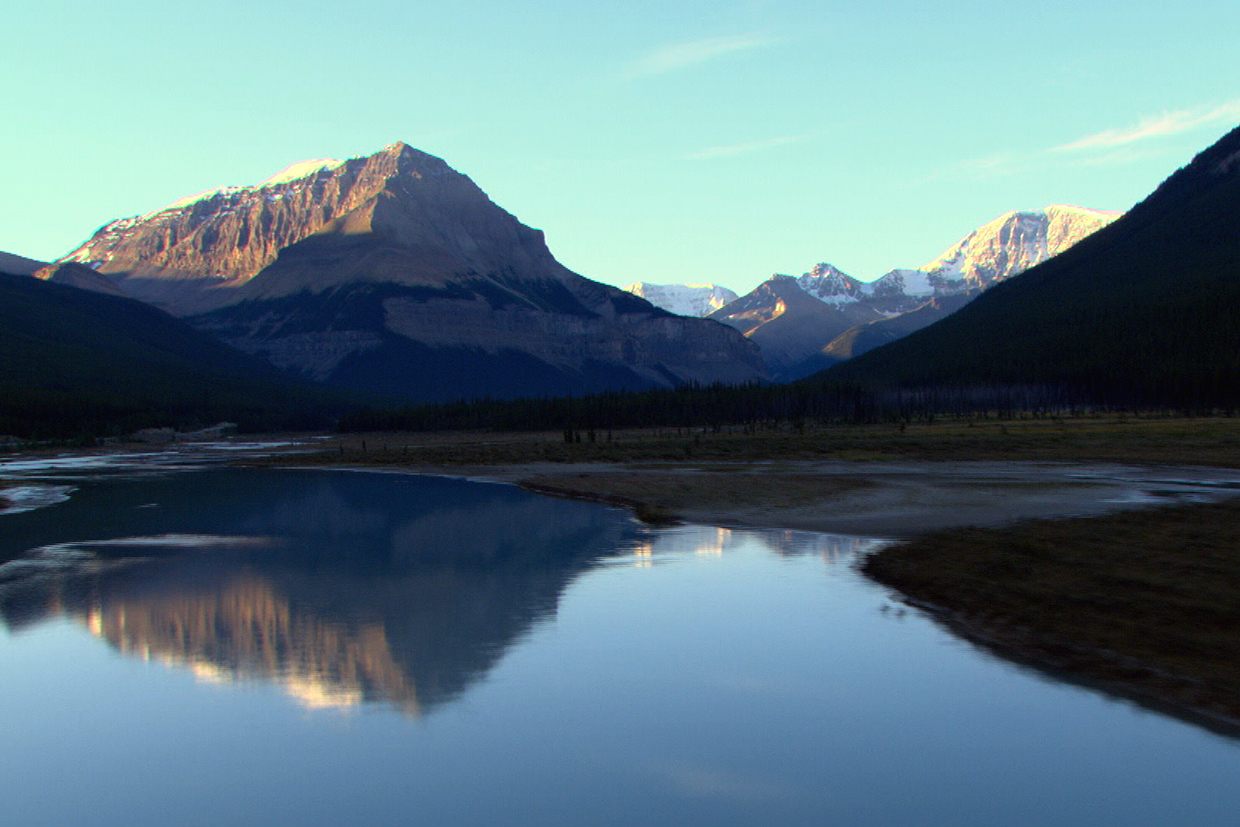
[0,469,888,716]
[0,470,647,714]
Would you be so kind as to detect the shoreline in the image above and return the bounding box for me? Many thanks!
[9,423,1240,739]
[861,500,1240,740]
[280,455,1240,739]
[900,592,1240,741]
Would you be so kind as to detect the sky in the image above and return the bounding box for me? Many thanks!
[4,0,1239,294]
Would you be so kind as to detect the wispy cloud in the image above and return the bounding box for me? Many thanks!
[624,34,779,78]
[684,133,809,161]
[929,96,1240,182]
[1054,98,1240,152]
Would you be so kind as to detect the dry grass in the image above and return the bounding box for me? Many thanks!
[245,415,1240,469]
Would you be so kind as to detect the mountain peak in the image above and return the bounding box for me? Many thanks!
[623,282,738,316]
[374,141,452,176]
[920,205,1119,287]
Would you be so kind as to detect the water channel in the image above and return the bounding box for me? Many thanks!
[2,456,1239,826]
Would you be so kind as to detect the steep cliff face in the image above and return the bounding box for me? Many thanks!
[58,143,765,398]
[60,153,400,310]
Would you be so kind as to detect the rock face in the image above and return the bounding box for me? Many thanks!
[623,282,738,316]
[58,143,766,400]
[707,206,1120,380]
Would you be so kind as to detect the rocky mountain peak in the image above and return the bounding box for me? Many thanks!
[48,142,766,397]
[796,263,867,304]
[921,205,1119,288]
[54,143,540,313]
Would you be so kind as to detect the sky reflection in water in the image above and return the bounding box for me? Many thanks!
[1,468,1239,827]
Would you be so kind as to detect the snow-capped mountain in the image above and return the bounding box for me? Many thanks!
[825,125,1240,407]
[624,282,738,317]
[708,205,1121,380]
[52,143,766,400]
[796,263,868,306]
[921,205,1121,288]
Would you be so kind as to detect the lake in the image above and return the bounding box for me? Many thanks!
[2,462,1239,826]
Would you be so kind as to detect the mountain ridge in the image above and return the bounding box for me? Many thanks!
[706,205,1119,380]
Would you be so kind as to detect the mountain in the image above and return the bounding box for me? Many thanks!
[706,275,888,380]
[822,125,1240,408]
[33,261,127,296]
[921,205,1121,289]
[0,272,343,438]
[58,143,765,400]
[0,250,47,276]
[623,282,738,316]
[709,207,1119,381]
[821,293,975,362]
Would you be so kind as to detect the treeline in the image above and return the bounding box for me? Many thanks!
[0,387,345,443]
[337,378,1228,436]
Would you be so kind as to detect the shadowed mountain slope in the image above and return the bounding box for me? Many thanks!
[0,272,343,436]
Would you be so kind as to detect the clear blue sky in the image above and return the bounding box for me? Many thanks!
[4,0,1238,293]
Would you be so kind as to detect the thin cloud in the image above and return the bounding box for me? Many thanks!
[930,96,1240,182]
[1055,98,1240,152]
[625,34,779,78]
[684,133,809,161]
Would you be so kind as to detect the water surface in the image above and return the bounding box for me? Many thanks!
[2,468,1238,826]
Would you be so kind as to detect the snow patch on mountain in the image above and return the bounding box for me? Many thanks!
[262,159,345,187]
[624,282,738,316]
[870,268,936,298]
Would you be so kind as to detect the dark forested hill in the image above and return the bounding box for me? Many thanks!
[0,273,345,437]
[822,125,1240,408]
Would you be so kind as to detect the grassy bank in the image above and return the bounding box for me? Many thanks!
[248,414,1240,468]
[861,500,1240,736]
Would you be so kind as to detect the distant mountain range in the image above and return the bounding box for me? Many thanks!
[693,206,1119,380]
[43,143,765,402]
[823,124,1240,409]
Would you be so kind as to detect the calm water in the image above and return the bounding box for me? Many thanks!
[2,466,1239,827]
